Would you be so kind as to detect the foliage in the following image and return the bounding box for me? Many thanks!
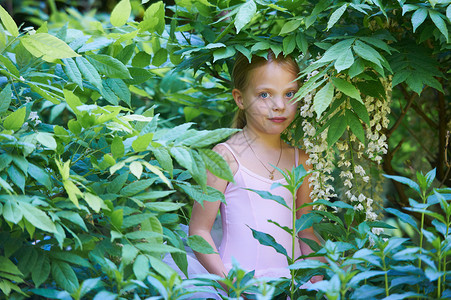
[0,0,449,299]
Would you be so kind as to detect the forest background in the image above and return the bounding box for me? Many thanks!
[0,0,449,299]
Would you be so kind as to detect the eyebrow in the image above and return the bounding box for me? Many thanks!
[255,84,299,90]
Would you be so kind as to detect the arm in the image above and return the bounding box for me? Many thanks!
[296,150,326,282]
[188,145,235,277]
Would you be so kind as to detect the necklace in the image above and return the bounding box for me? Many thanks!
[243,131,282,180]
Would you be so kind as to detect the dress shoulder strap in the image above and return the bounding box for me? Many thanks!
[217,143,241,166]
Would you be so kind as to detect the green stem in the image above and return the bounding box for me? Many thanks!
[291,189,296,300]
[383,257,389,297]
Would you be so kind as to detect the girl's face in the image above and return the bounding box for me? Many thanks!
[233,61,299,135]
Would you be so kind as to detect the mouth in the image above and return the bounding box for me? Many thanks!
[268,117,287,123]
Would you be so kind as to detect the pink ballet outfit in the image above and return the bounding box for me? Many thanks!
[218,143,302,278]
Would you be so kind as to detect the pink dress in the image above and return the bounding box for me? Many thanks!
[218,143,302,278]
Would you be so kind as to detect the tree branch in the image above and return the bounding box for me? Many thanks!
[387,85,416,138]
[411,101,438,130]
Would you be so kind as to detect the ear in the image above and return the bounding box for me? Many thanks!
[232,88,245,110]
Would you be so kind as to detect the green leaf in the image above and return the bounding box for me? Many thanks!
[75,57,102,90]
[145,202,185,212]
[345,109,365,143]
[350,99,370,125]
[111,209,124,229]
[383,174,421,194]
[52,261,79,293]
[447,4,451,22]
[289,259,327,269]
[8,164,25,193]
[31,255,50,288]
[296,214,323,233]
[170,146,193,170]
[0,85,12,116]
[19,202,57,233]
[246,188,289,209]
[313,82,334,118]
[151,147,173,177]
[110,0,131,27]
[282,34,296,55]
[84,193,103,213]
[429,10,449,42]
[248,226,288,256]
[133,255,149,281]
[411,8,428,32]
[132,133,153,152]
[111,137,124,160]
[21,33,80,62]
[104,78,131,106]
[120,178,156,196]
[385,208,418,230]
[122,244,139,266]
[152,48,168,67]
[130,161,143,179]
[353,40,383,70]
[36,132,57,150]
[177,128,239,148]
[318,39,355,63]
[327,3,348,30]
[176,182,225,206]
[335,48,354,72]
[199,149,234,182]
[0,5,19,37]
[139,1,165,34]
[28,164,52,190]
[3,201,22,224]
[187,235,217,254]
[280,19,302,35]
[331,77,362,102]
[0,256,22,276]
[213,47,236,62]
[235,0,257,33]
[3,107,26,131]
[62,58,83,89]
[86,54,131,79]
[327,113,346,145]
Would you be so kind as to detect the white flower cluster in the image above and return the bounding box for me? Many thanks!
[299,87,337,209]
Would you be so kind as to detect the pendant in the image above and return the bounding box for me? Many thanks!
[269,172,274,180]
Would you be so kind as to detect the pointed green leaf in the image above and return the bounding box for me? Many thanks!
[84,193,103,213]
[345,109,365,143]
[36,132,57,150]
[0,85,12,116]
[332,77,362,102]
[31,255,50,288]
[412,8,428,32]
[111,0,131,27]
[62,58,83,89]
[187,235,217,254]
[21,33,80,62]
[429,10,449,42]
[327,113,347,145]
[0,5,19,37]
[335,48,354,72]
[199,148,234,182]
[313,82,335,118]
[86,54,131,79]
[52,261,79,293]
[235,0,257,33]
[383,174,421,194]
[3,107,26,131]
[28,163,52,190]
[246,188,289,209]
[280,19,302,35]
[75,57,102,90]
[133,254,149,281]
[248,226,288,256]
[296,214,323,233]
[19,202,57,233]
[152,48,168,67]
[327,4,348,30]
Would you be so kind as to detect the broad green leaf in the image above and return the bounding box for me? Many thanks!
[331,77,362,102]
[0,84,11,116]
[84,193,103,213]
[122,244,139,265]
[52,261,79,293]
[313,82,334,118]
[282,34,296,55]
[289,259,327,269]
[152,48,168,67]
[75,57,102,90]
[111,137,124,160]
[62,58,83,89]
[8,165,25,193]
[327,3,348,30]
[187,235,217,254]
[133,255,149,281]
[296,214,323,233]
[130,161,143,179]
[0,5,19,37]
[0,256,22,276]
[56,211,88,232]
[78,37,113,53]
[103,78,131,106]
[350,98,370,125]
[353,40,383,70]
[27,163,52,190]
[3,200,22,224]
[335,48,354,72]
[447,4,451,22]
[87,54,131,79]
[199,149,234,182]
[349,271,386,286]
[246,188,289,209]
[36,132,57,150]
[429,10,449,42]
[151,147,173,177]
[63,89,83,115]
[31,255,50,288]
[280,19,302,35]
[170,146,193,170]
[21,33,80,62]
[120,178,156,196]
[111,0,131,27]
[235,0,257,33]
[411,8,428,32]
[134,242,184,254]
[318,39,355,63]
[213,47,236,62]
[49,252,91,268]
[385,208,418,230]
[19,202,56,233]
[142,161,172,188]
[0,56,19,77]
[248,227,287,256]
[3,107,26,131]
[132,133,153,152]
[111,209,124,229]
[79,278,102,299]
[139,1,165,34]
[345,109,365,143]
[148,255,177,279]
[383,174,421,194]
[145,202,185,212]
[327,113,347,145]
[176,182,225,206]
[177,128,239,148]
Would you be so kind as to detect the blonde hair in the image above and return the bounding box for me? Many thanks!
[230,51,300,129]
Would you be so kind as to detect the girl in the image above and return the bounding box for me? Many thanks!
[189,52,323,282]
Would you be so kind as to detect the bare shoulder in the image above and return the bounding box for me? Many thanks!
[212,141,239,175]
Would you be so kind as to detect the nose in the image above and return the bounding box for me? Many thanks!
[272,95,286,111]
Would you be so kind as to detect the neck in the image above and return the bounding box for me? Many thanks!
[242,126,282,149]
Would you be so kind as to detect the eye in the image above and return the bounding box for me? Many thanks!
[259,92,269,99]
[286,91,295,98]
